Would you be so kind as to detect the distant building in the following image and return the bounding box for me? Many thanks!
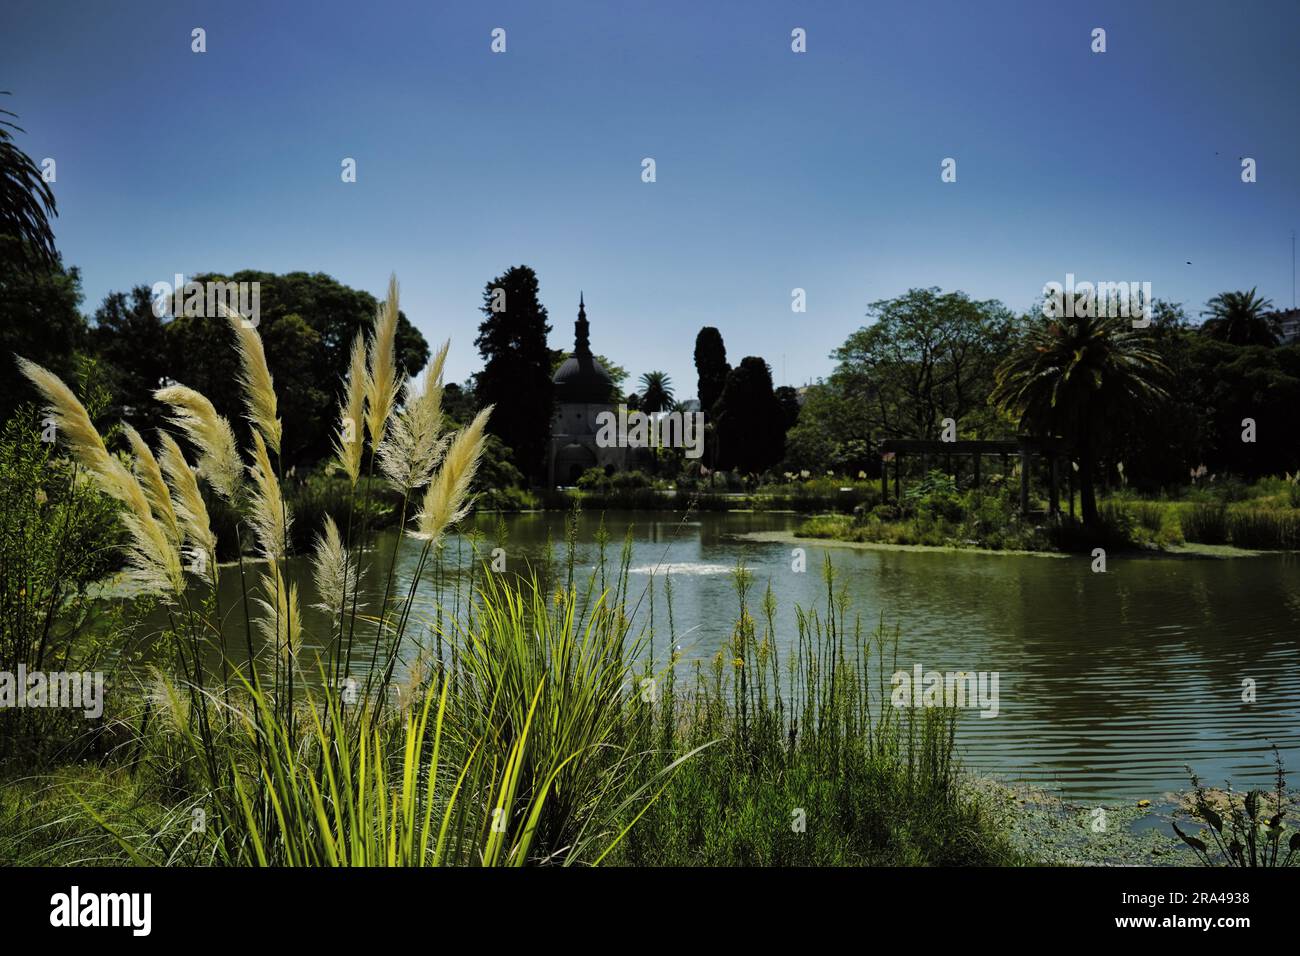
[1271,308,1300,344]
[547,295,634,486]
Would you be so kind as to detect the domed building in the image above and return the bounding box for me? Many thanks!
[547,294,632,486]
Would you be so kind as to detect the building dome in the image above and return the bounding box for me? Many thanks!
[553,293,613,403]
[554,353,613,402]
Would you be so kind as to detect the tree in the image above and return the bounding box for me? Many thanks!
[1104,301,1208,490]
[835,288,1015,442]
[1182,338,1300,479]
[474,265,553,480]
[0,253,85,421]
[89,285,170,432]
[1201,288,1279,346]
[0,94,58,273]
[781,379,875,476]
[991,310,1168,526]
[774,385,801,433]
[638,371,674,412]
[714,356,784,474]
[139,271,427,468]
[192,270,428,384]
[441,381,479,427]
[694,327,729,414]
[0,96,84,421]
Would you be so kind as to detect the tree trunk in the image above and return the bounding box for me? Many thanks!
[1078,436,1098,526]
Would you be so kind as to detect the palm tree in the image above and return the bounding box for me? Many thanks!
[0,94,58,271]
[1201,288,1278,346]
[638,371,674,413]
[991,312,1167,526]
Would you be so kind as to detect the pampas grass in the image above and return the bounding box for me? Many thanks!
[122,424,181,551]
[17,357,184,598]
[256,564,302,668]
[364,274,401,448]
[333,331,367,485]
[311,515,361,615]
[147,667,190,737]
[156,432,218,577]
[377,339,450,492]
[412,407,492,543]
[219,302,282,455]
[246,429,290,564]
[153,385,243,501]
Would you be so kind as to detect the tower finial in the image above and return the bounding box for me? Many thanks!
[574,293,591,356]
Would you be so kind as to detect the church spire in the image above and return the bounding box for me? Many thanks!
[574,293,591,357]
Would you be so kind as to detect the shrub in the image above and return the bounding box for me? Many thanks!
[279,472,401,553]
[476,484,538,511]
[0,404,129,764]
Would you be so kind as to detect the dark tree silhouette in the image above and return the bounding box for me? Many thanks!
[90,271,430,468]
[714,356,784,474]
[474,265,554,481]
[992,311,1167,526]
[0,94,57,273]
[638,371,674,412]
[694,327,730,415]
[774,385,801,433]
[0,256,85,420]
[90,286,170,432]
[1201,288,1279,346]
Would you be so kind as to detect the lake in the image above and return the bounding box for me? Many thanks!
[134,509,1300,803]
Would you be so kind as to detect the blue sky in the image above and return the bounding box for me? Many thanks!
[4,0,1298,395]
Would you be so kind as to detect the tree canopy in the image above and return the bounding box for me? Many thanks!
[0,95,58,273]
[89,271,430,468]
[714,356,784,474]
[474,265,554,480]
[694,326,729,415]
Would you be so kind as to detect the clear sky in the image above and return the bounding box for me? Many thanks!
[4,0,1298,396]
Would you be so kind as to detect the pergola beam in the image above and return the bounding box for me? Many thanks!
[877,437,1071,516]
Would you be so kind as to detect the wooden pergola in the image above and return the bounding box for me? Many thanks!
[878,437,1074,517]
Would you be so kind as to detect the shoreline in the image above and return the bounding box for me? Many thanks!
[740,528,1273,560]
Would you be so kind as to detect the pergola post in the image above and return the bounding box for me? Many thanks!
[972,452,981,490]
[1049,455,1060,515]
[1019,445,1030,515]
[881,460,888,502]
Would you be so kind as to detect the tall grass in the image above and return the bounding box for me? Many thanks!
[611,555,1017,866]
[85,666,601,866]
[1224,509,1300,550]
[1180,502,1229,545]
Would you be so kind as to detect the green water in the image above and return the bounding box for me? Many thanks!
[130,510,1300,803]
